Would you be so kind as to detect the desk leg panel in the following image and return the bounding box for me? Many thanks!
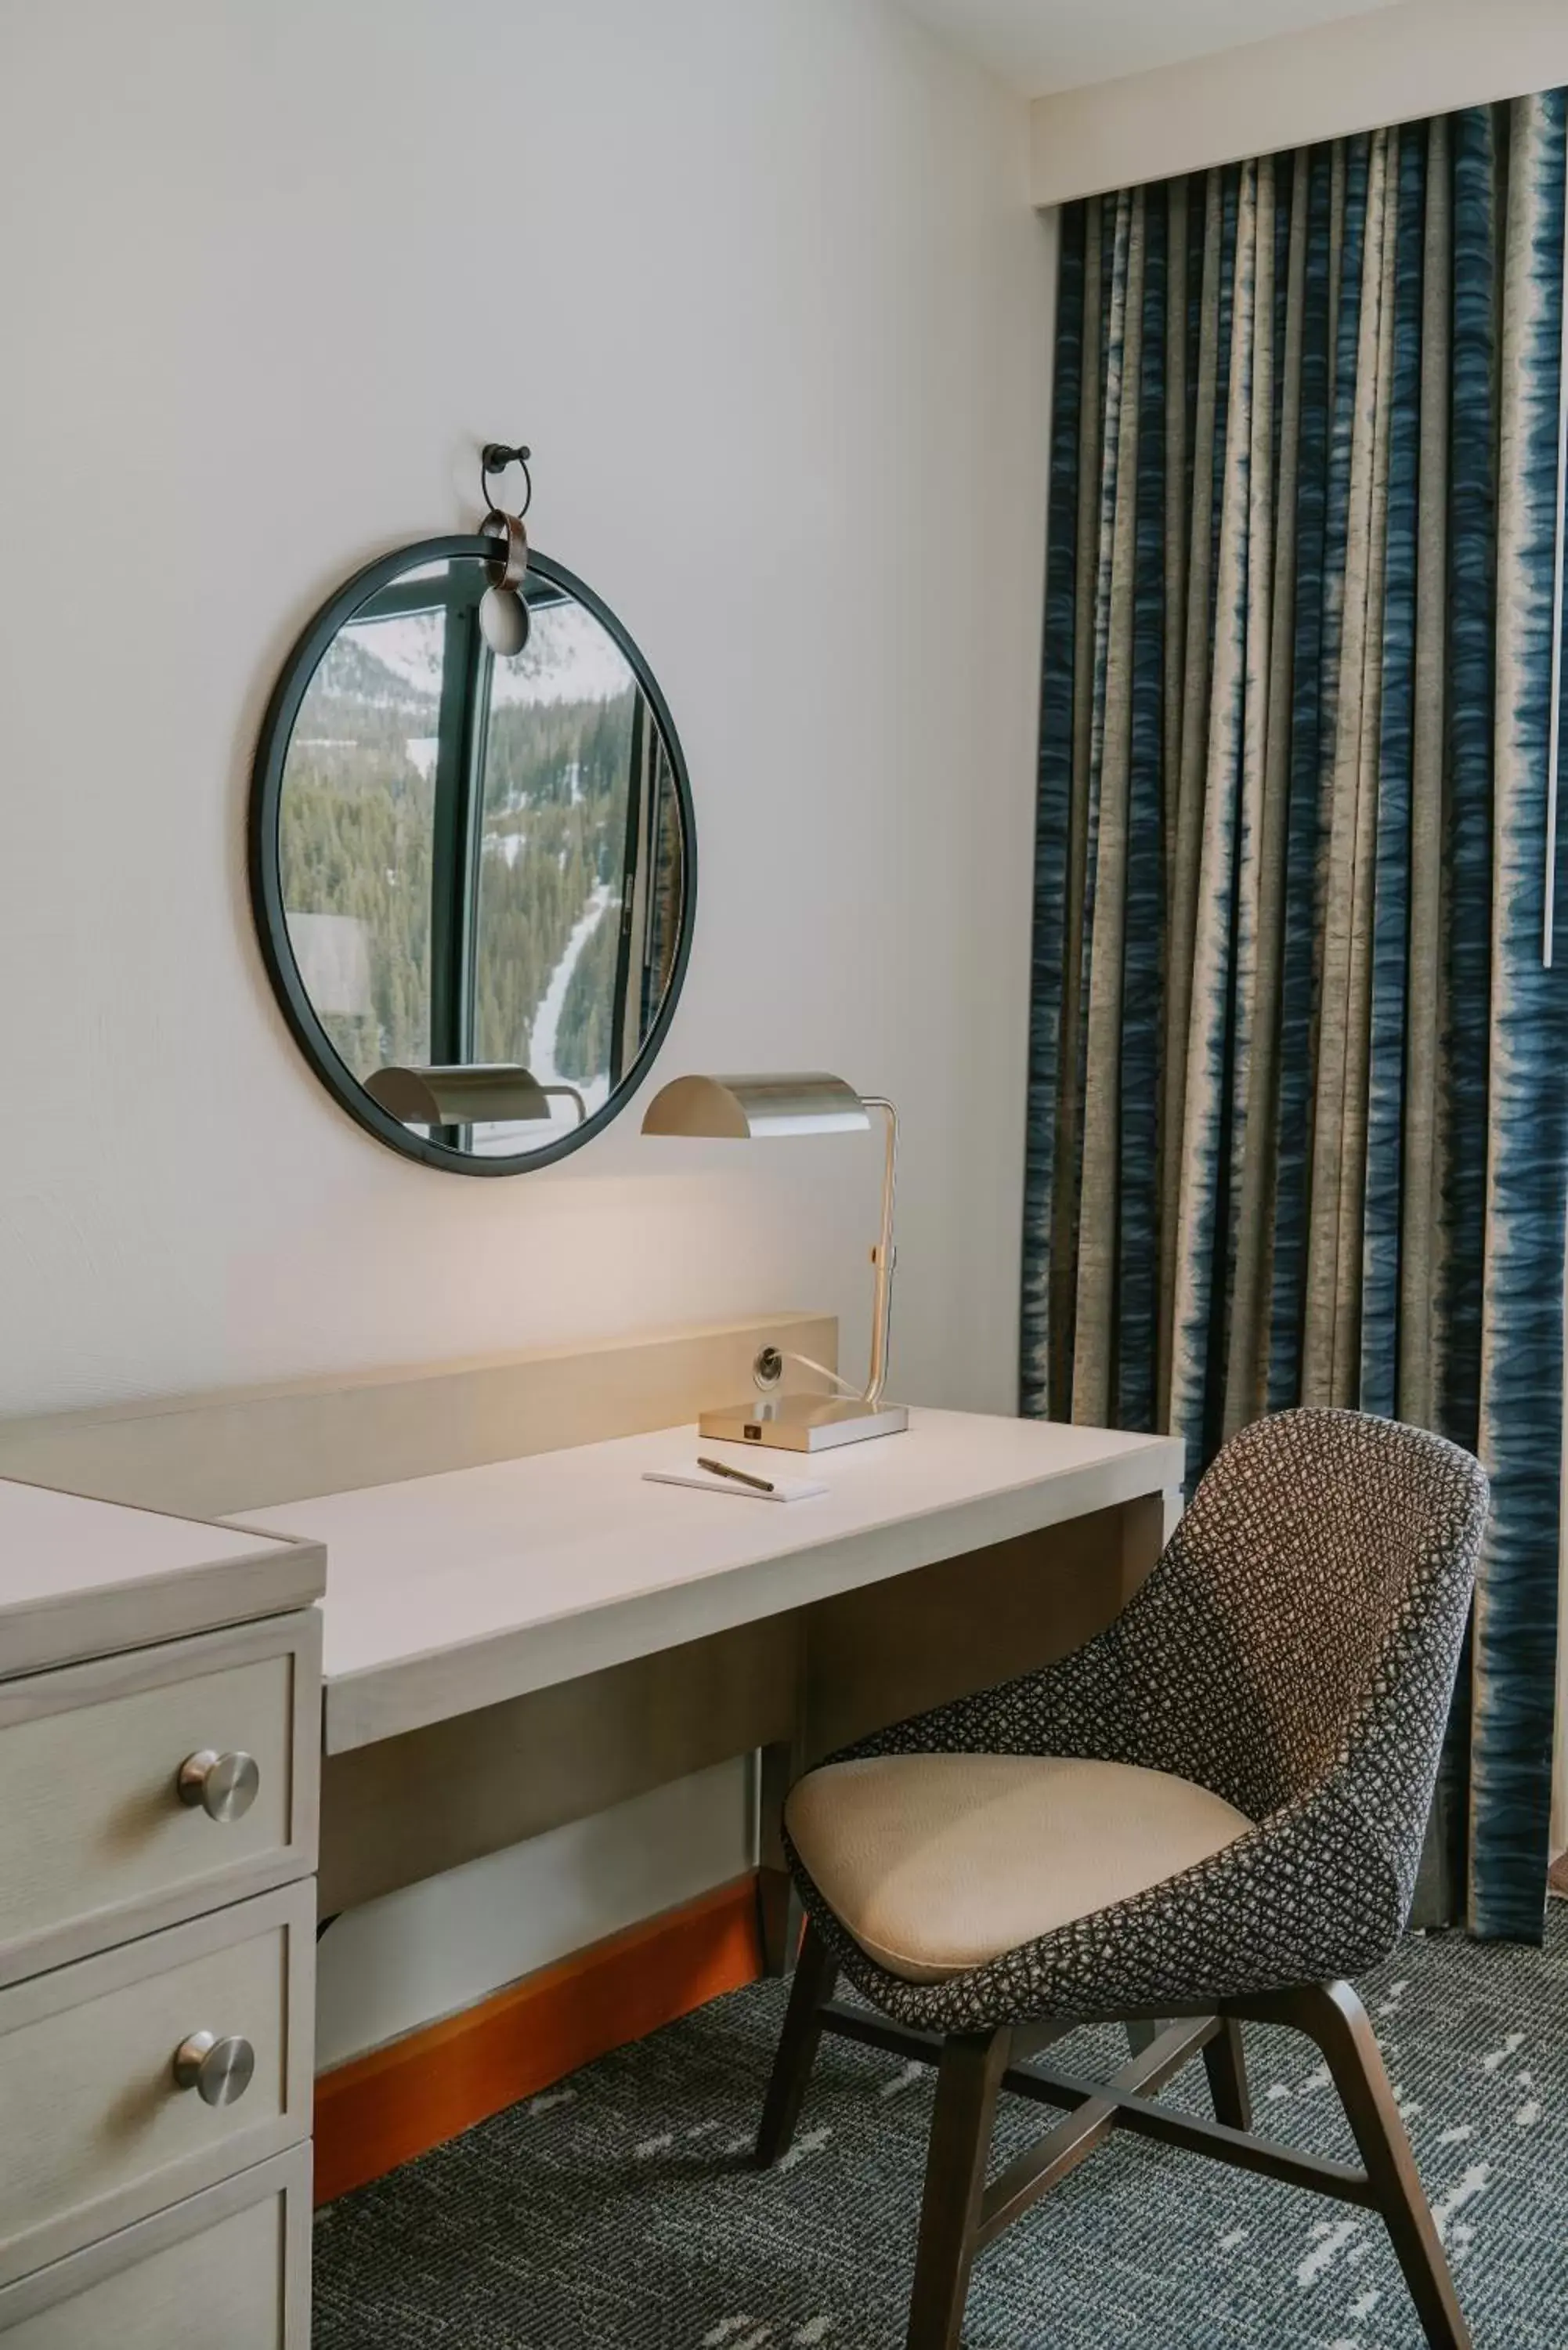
[320,1620,796,1914]
[757,1740,805,1977]
[800,1496,1163,1766]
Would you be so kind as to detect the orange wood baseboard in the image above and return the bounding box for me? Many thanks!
[313,1871,764,2205]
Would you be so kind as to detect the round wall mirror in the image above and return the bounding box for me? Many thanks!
[249,537,695,1173]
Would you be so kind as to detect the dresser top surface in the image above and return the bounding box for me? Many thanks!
[0,1478,323,1679]
[244,1408,1182,1751]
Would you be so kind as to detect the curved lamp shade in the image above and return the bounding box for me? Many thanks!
[367,1064,583,1126]
[641,1072,869,1140]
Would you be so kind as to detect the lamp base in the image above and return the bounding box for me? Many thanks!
[698,1392,910,1452]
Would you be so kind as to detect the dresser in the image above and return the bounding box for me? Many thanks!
[0,1479,324,2345]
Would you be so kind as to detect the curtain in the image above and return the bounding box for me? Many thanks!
[1022,92,1568,1942]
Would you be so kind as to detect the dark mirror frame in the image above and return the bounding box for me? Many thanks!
[248,534,697,1176]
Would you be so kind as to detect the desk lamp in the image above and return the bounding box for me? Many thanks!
[641,1072,908,1450]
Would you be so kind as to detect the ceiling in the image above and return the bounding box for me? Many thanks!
[891,0,1408,98]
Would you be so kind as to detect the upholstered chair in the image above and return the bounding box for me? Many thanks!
[756,1408,1490,2350]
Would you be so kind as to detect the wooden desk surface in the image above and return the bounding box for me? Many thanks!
[242,1411,1182,1755]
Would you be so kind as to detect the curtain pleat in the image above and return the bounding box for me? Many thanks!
[1074,193,1144,1424]
[1400,115,1451,1434]
[1225,151,1306,1441]
[1118,190,1167,1430]
[1222,154,1275,1441]
[1442,107,1498,1460]
[1169,165,1257,1480]
[1023,90,1568,1940]
[1360,125,1425,1419]
[1046,199,1107,1415]
[1019,203,1085,1422]
[1472,88,1568,1939]
[1158,173,1226,1422]
[1269,142,1335,1415]
[1306,129,1393,1408]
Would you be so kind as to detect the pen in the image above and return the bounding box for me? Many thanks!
[698,1455,775,1495]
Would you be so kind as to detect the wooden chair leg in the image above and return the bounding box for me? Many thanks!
[1202,2016,1252,2131]
[906,2029,1011,2350]
[1284,1981,1472,2350]
[755,1921,838,2167]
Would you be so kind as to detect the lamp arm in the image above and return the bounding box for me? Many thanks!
[861,1096,898,1407]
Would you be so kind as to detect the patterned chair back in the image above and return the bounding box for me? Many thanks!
[1117,1410,1489,1889]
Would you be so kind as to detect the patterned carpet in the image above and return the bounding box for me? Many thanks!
[315,1909,1566,2349]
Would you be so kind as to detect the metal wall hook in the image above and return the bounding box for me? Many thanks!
[479,440,533,520]
[477,441,534,654]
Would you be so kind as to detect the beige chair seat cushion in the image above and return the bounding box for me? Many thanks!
[786,1753,1254,1984]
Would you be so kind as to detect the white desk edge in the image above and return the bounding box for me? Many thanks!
[240,1410,1185,1755]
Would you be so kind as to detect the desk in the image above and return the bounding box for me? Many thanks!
[0,1320,1184,2345]
[245,1409,1183,1960]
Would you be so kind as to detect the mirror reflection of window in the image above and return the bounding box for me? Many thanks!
[270,547,689,1167]
[280,598,443,1083]
[473,599,638,1149]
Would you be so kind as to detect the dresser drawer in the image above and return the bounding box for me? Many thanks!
[0,1613,320,1987]
[0,1882,314,2290]
[0,2146,311,2345]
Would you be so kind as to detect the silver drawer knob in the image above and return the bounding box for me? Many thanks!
[172,2030,255,2106]
[176,1748,260,1823]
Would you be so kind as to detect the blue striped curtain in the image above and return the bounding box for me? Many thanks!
[1022,93,1568,1942]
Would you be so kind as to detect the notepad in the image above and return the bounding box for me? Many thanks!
[642,1466,829,1503]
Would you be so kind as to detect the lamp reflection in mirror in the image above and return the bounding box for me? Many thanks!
[366,1065,587,1128]
[641,1073,909,1451]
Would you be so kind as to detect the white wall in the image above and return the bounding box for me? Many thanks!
[1030,0,1568,202]
[0,0,1054,2059]
[316,1764,753,2070]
